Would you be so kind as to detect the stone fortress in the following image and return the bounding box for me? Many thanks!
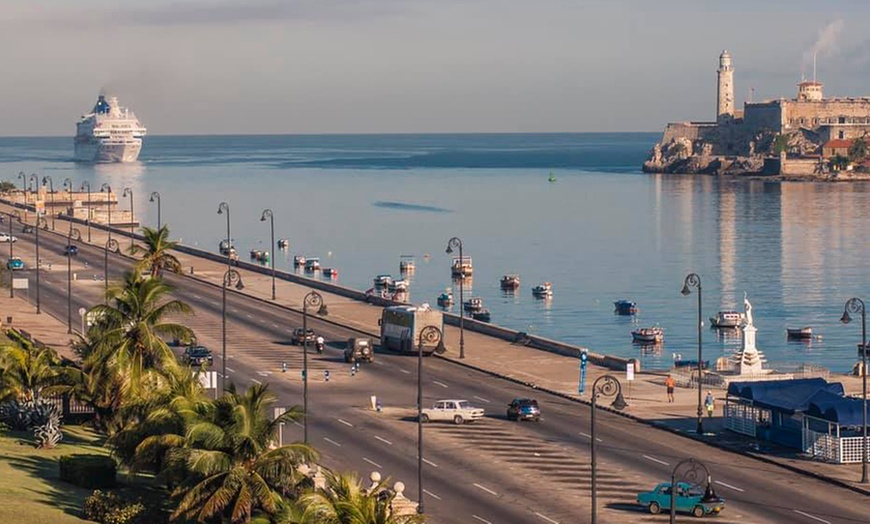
[644,50,870,176]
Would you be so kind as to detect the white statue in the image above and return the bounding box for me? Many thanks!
[743,292,753,327]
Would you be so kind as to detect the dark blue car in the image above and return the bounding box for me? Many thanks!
[507,398,541,422]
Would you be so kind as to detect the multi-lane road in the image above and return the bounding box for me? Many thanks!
[5,223,869,523]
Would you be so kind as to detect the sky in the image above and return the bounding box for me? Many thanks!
[4,0,870,135]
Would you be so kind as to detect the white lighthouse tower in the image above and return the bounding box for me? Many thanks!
[717,50,735,122]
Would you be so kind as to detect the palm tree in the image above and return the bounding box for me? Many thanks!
[87,269,194,399]
[131,225,183,278]
[0,344,61,402]
[294,470,425,524]
[848,137,869,163]
[167,383,317,524]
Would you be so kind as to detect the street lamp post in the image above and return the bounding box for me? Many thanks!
[217,202,231,272]
[681,272,704,435]
[590,374,628,524]
[841,298,868,484]
[260,209,276,300]
[122,188,134,250]
[66,225,81,334]
[302,291,327,444]
[100,183,112,242]
[221,269,244,393]
[81,181,92,242]
[416,325,442,515]
[33,215,46,314]
[103,238,119,304]
[62,178,73,217]
[42,176,55,230]
[669,458,719,524]
[7,212,15,298]
[149,191,161,230]
[445,237,465,359]
[17,172,27,222]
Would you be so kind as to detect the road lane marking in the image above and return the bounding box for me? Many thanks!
[536,513,559,524]
[643,454,669,466]
[471,516,492,524]
[193,294,201,299]
[793,510,830,523]
[257,371,271,376]
[399,368,411,374]
[337,419,354,427]
[433,380,448,388]
[323,437,342,447]
[423,489,441,500]
[362,457,381,469]
[225,367,235,373]
[473,395,490,403]
[374,435,393,445]
[246,314,253,319]
[272,323,279,328]
[251,378,262,384]
[579,431,602,442]
[422,457,438,467]
[714,480,744,492]
[473,483,497,496]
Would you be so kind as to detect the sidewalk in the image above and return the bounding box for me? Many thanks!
[2,200,869,496]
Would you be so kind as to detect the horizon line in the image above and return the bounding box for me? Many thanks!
[0,130,661,139]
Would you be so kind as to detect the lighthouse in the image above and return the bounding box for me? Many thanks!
[717,50,735,122]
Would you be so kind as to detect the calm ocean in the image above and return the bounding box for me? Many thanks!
[2,133,870,373]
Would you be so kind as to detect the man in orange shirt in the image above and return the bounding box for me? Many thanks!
[665,375,676,403]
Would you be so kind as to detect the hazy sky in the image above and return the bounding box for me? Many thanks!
[4,0,870,135]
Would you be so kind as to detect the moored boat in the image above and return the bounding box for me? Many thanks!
[532,282,553,298]
[293,255,306,267]
[451,256,473,278]
[500,274,521,290]
[463,297,485,312]
[388,278,409,293]
[710,311,745,329]
[277,238,290,249]
[323,268,338,278]
[632,327,664,344]
[436,289,453,308]
[219,240,238,260]
[787,327,813,339]
[614,300,638,315]
[373,274,392,288]
[472,309,491,322]
[400,255,416,273]
[304,257,321,272]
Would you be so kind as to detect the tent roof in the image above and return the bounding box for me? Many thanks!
[807,393,867,426]
[727,378,845,413]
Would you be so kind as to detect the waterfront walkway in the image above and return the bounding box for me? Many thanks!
[1,203,868,496]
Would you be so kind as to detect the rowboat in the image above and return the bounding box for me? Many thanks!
[614,300,638,315]
[710,311,745,329]
[532,282,553,298]
[500,274,521,290]
[787,327,813,339]
[632,327,664,344]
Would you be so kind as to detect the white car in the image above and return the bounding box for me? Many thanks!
[421,399,485,425]
[0,233,17,243]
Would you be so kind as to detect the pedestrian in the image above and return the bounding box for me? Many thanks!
[705,390,715,417]
[664,374,676,403]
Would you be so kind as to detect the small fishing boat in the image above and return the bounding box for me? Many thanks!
[388,278,409,293]
[373,274,392,288]
[451,256,473,278]
[277,238,290,249]
[709,311,745,329]
[471,309,491,322]
[293,255,306,267]
[532,282,553,298]
[323,268,338,278]
[632,327,664,344]
[399,255,416,273]
[614,300,638,315]
[548,172,556,183]
[250,249,262,259]
[436,289,453,308]
[219,239,235,256]
[304,257,321,272]
[463,297,485,312]
[787,327,813,339]
[500,274,521,290]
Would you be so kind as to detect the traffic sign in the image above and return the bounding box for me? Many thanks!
[78,307,86,317]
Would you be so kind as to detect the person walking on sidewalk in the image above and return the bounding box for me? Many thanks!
[665,374,676,403]
[705,390,715,417]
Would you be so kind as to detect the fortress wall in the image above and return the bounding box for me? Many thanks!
[781,158,823,176]
[661,123,702,143]
[744,102,783,133]
[783,100,870,129]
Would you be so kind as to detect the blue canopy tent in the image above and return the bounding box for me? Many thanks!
[803,393,868,464]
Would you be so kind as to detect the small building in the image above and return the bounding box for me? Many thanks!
[821,139,852,158]
[803,394,869,464]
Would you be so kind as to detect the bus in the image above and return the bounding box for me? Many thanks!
[379,304,444,355]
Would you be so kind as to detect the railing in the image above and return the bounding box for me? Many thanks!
[724,402,758,437]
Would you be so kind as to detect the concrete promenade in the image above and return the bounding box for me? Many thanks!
[1,202,869,497]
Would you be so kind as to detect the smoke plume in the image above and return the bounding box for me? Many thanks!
[802,19,845,77]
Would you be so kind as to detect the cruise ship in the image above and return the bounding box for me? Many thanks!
[74,94,146,163]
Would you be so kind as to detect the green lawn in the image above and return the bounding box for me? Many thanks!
[0,425,165,524]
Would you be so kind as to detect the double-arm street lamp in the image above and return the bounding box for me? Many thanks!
[416,325,442,516]
[260,209,277,300]
[103,238,119,303]
[222,269,244,392]
[42,175,55,230]
[67,225,81,334]
[33,214,46,315]
[445,237,465,359]
[217,202,231,272]
[302,290,328,444]
[150,191,161,230]
[81,181,92,242]
[590,374,628,523]
[122,188,134,250]
[6,212,16,298]
[841,297,868,484]
[681,272,704,435]
[17,172,27,222]
[100,183,112,241]
[669,458,720,523]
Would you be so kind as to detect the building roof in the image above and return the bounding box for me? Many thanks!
[806,392,867,426]
[823,139,853,149]
[727,378,845,413]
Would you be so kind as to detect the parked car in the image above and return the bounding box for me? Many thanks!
[291,327,316,345]
[6,256,24,271]
[344,337,374,363]
[507,398,541,422]
[64,245,79,256]
[636,482,725,517]
[0,233,18,243]
[421,399,485,425]
[182,345,214,367]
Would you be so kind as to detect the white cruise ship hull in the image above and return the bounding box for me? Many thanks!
[74,140,142,163]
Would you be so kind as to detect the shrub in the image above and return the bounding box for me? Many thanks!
[59,454,117,488]
[83,490,145,524]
